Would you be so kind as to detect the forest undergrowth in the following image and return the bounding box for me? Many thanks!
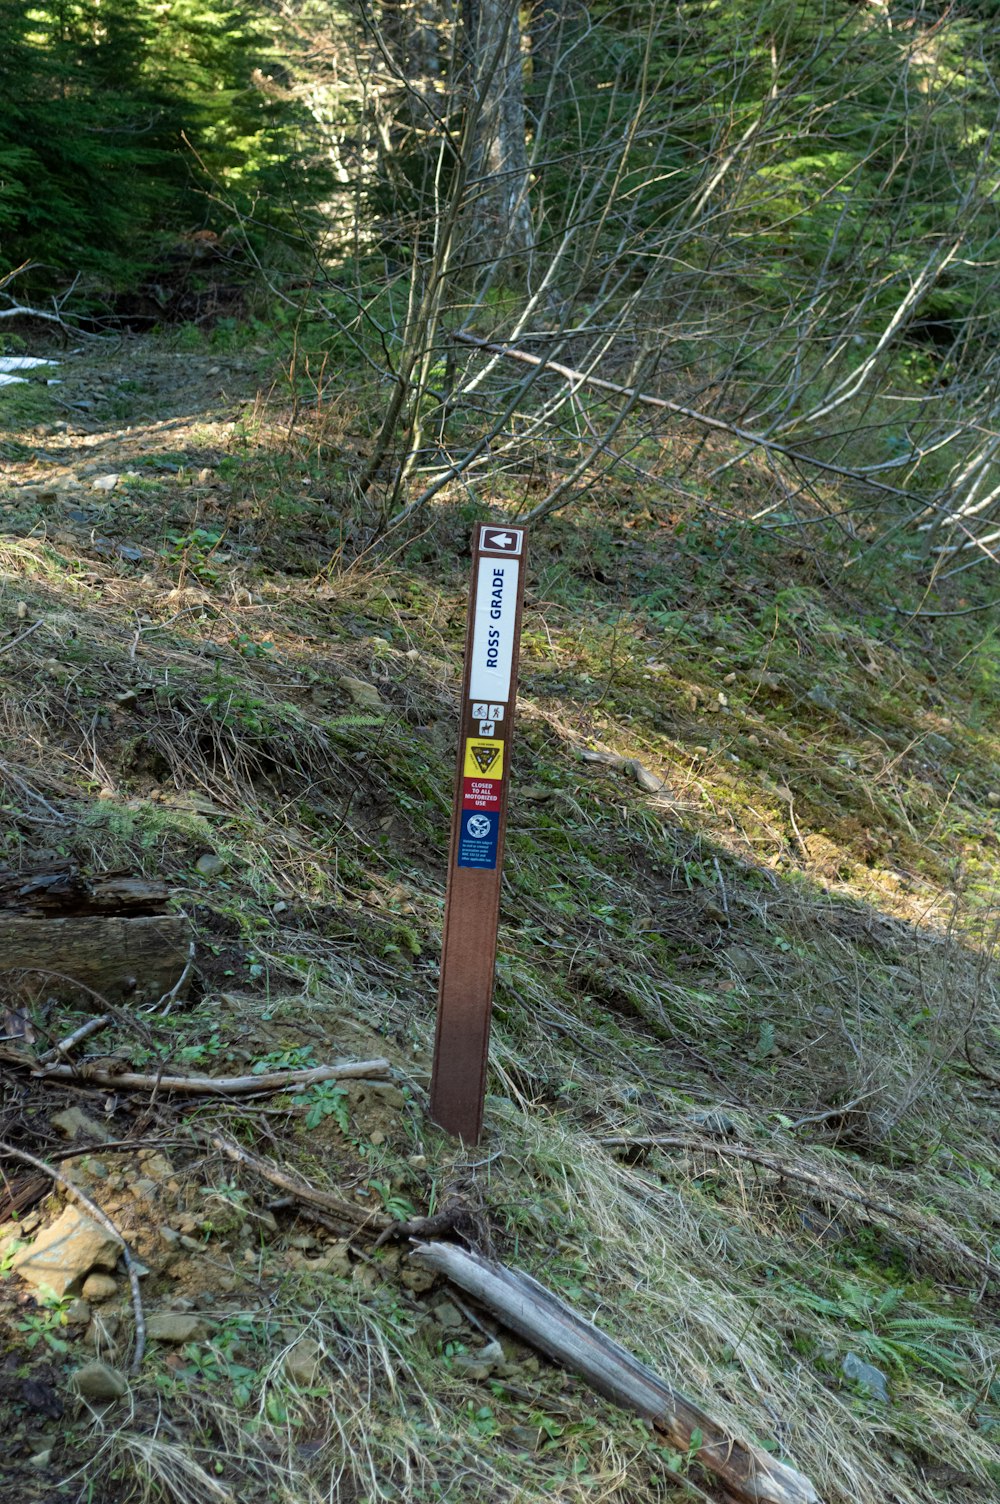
[0,324,998,1504]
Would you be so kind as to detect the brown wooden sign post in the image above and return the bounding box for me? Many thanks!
[430,525,528,1142]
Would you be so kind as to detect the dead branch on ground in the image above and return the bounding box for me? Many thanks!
[601,1135,994,1285]
[205,1131,391,1234]
[32,1059,392,1096]
[410,1241,822,1504]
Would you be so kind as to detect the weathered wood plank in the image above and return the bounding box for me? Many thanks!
[410,1241,822,1504]
[0,914,191,1005]
[0,869,170,916]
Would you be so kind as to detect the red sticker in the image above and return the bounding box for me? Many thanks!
[462,777,501,813]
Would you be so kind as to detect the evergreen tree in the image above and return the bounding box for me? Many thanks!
[0,0,328,292]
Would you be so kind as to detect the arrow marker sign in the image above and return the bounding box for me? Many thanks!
[430,525,527,1141]
[480,526,523,555]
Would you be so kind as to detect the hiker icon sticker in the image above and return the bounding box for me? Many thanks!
[463,738,504,779]
[457,808,499,869]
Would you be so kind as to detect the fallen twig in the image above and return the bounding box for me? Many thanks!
[205,1131,391,1234]
[0,619,43,656]
[601,1135,994,1283]
[0,1139,147,1373]
[32,1058,392,1095]
[962,1040,1000,1088]
[373,1195,486,1251]
[37,1012,113,1066]
[786,1091,879,1133]
[410,1241,821,1504]
[146,938,195,1017]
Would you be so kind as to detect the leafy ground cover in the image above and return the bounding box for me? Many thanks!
[0,331,998,1504]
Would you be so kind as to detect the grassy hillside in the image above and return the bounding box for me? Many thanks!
[0,331,998,1504]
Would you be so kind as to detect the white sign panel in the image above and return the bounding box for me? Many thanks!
[469,556,520,704]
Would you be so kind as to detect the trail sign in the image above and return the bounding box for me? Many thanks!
[430,525,528,1141]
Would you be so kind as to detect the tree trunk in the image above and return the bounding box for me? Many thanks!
[460,0,533,280]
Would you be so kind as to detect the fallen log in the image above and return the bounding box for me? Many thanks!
[0,914,191,1005]
[0,868,171,916]
[409,1241,822,1504]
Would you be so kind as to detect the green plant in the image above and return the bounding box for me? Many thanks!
[17,1292,71,1353]
[163,526,224,584]
[366,1181,418,1223]
[296,1080,350,1132]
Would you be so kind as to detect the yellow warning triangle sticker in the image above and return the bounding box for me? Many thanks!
[473,745,500,773]
[464,738,504,779]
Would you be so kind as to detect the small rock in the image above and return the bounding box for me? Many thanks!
[72,1361,128,1403]
[360,1083,406,1109]
[310,1242,353,1276]
[283,1338,324,1387]
[338,675,384,709]
[20,1378,63,1418]
[842,1351,890,1403]
[472,1340,505,1375]
[50,1107,110,1143]
[65,1298,91,1326]
[987,791,1000,806]
[91,474,119,492]
[431,1300,464,1331]
[195,852,226,877]
[369,1130,386,1147]
[139,1152,175,1183]
[807,683,837,713]
[146,1312,211,1344]
[28,1447,55,1470]
[12,1207,120,1298]
[407,1154,427,1171]
[401,1266,436,1294]
[82,1273,118,1304]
